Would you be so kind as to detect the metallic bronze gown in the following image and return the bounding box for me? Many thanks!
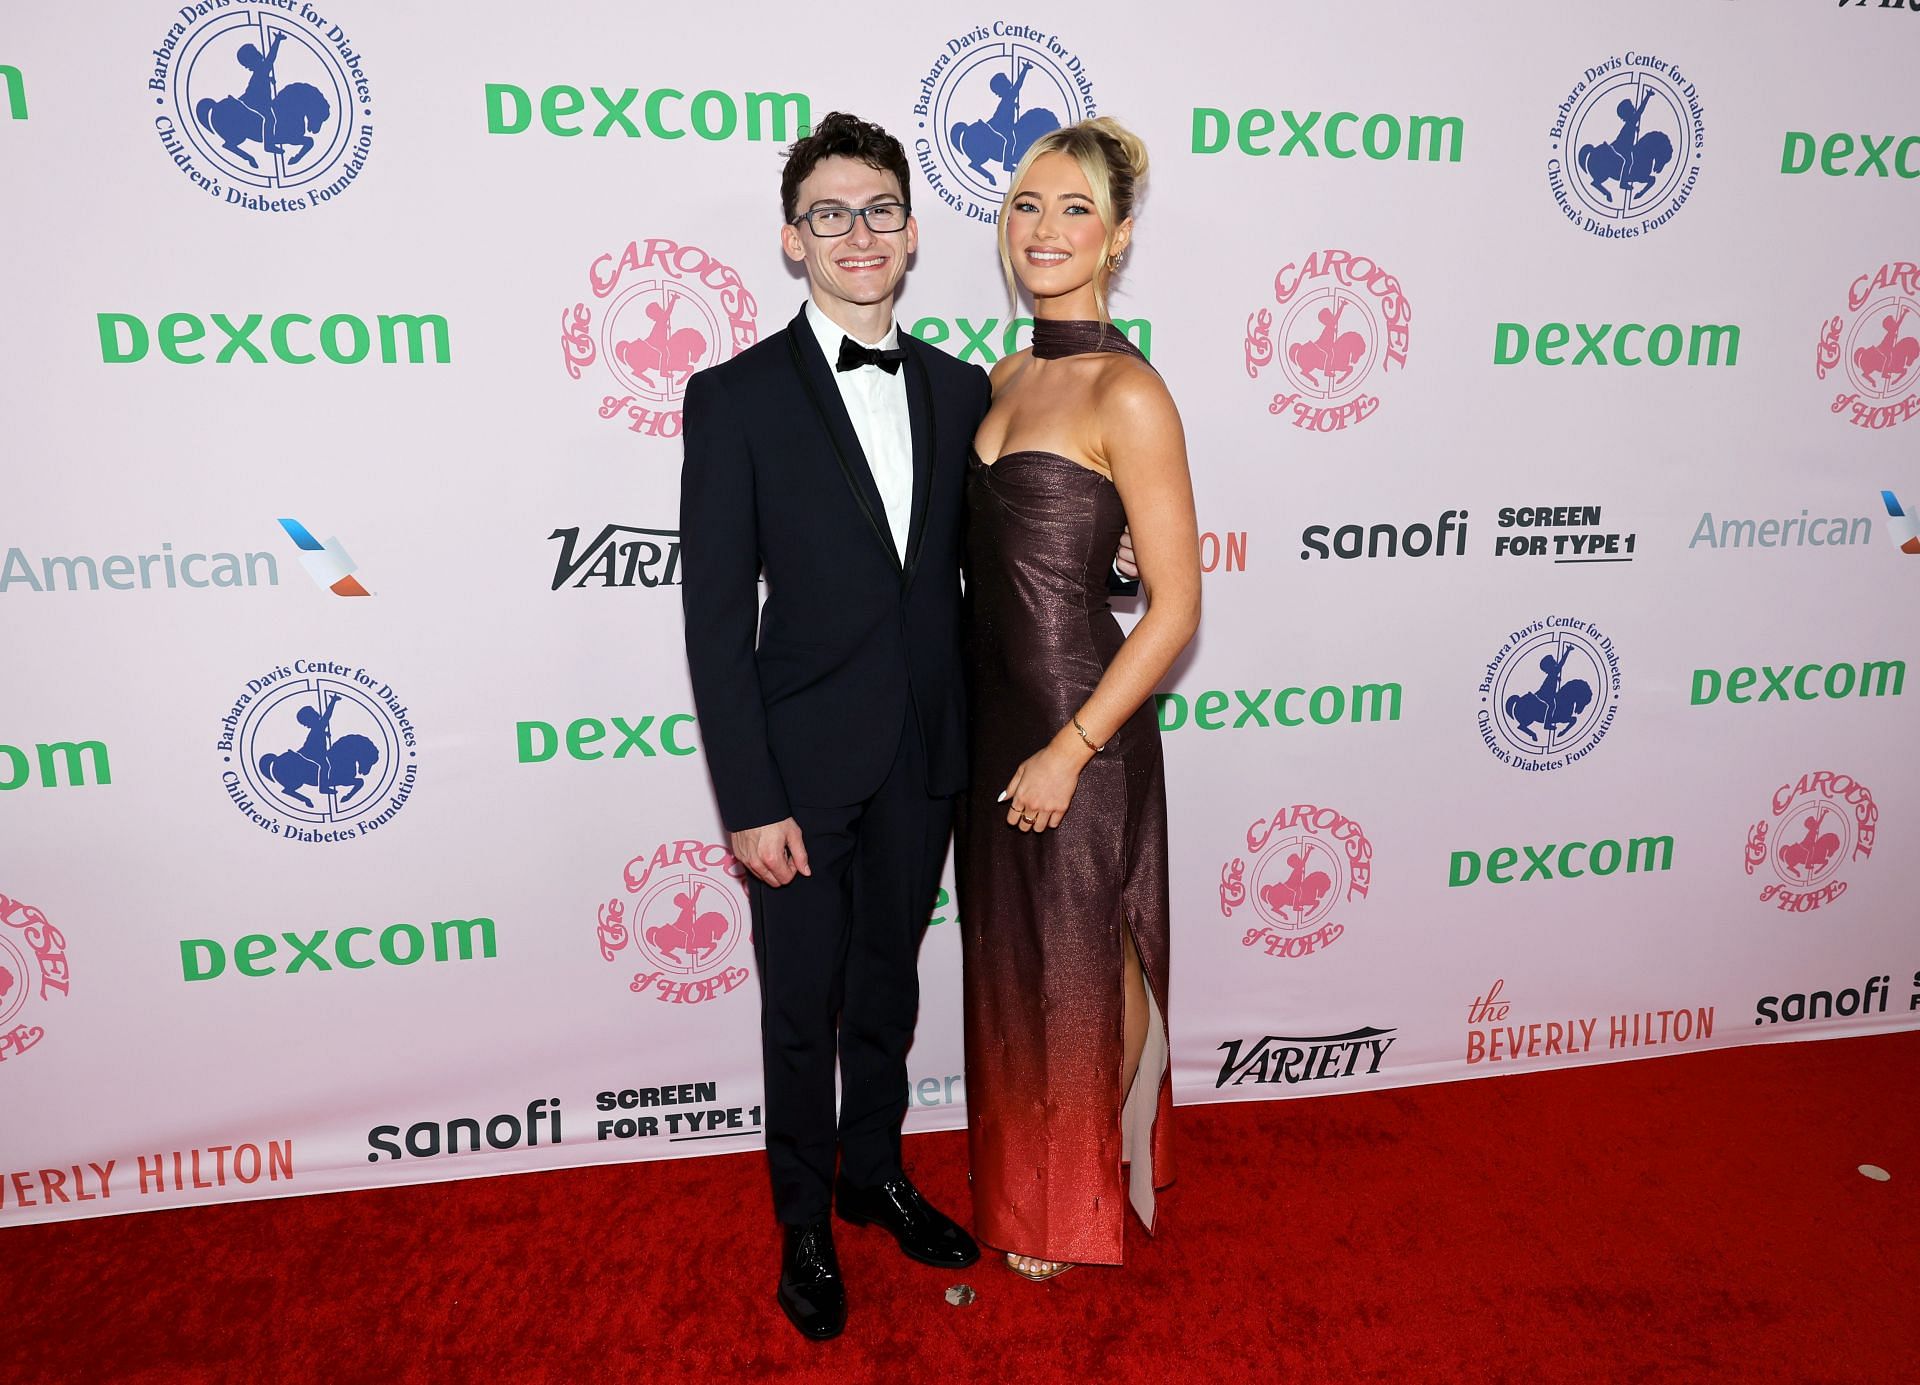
[956,320,1173,1266]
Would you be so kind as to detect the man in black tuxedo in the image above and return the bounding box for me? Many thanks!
[679,112,985,1341]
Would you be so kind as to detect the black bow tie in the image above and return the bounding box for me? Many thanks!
[837,336,907,374]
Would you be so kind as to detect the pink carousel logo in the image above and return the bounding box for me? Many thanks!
[1219,802,1373,959]
[1816,261,1920,431]
[560,237,759,439]
[1744,770,1878,914]
[596,837,752,1004]
[1243,249,1411,433]
[0,892,70,1063]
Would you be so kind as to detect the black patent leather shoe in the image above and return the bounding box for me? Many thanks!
[777,1218,847,1341]
[835,1174,981,1269]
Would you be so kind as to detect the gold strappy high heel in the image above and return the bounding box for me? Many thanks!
[1005,1252,1075,1282]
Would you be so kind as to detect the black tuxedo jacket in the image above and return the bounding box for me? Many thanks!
[681,304,992,832]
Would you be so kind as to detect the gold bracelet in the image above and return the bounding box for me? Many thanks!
[1071,715,1105,754]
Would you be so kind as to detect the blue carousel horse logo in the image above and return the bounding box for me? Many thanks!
[257,691,381,811]
[949,59,1062,187]
[1503,646,1594,744]
[194,32,333,169]
[1576,90,1674,207]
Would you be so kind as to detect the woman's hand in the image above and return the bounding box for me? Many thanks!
[1000,734,1093,833]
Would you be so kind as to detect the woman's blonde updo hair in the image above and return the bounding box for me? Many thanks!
[997,116,1149,318]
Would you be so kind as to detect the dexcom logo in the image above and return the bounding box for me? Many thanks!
[1691,659,1904,707]
[99,312,449,364]
[485,82,809,142]
[1781,131,1920,179]
[1494,321,1739,368]
[181,917,497,981]
[1449,834,1674,888]
[1193,105,1463,164]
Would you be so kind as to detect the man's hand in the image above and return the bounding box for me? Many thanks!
[1116,527,1140,581]
[731,818,811,887]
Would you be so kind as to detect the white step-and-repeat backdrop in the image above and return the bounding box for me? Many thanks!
[4,0,1917,1226]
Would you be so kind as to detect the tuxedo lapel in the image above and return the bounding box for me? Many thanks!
[901,342,936,589]
[784,306,899,572]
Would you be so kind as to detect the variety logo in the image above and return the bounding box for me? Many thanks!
[1156,682,1401,733]
[1466,977,1714,1065]
[1244,250,1411,433]
[1885,491,1920,553]
[1,62,23,120]
[550,524,683,590]
[485,82,809,143]
[1301,510,1467,561]
[215,660,419,842]
[1,540,278,594]
[1688,507,1873,551]
[907,314,1150,362]
[911,24,1094,225]
[1449,833,1674,889]
[181,917,496,981]
[1193,104,1463,163]
[279,518,368,596]
[1754,972,1901,1028]
[1547,51,1705,239]
[99,311,449,365]
[0,893,69,1064]
[368,1099,560,1163]
[1219,802,1373,960]
[595,1080,766,1144]
[0,1142,294,1213]
[1744,769,1878,913]
[1837,0,1920,11]
[516,714,698,763]
[1692,659,1903,706]
[1816,262,1920,430]
[561,237,758,439]
[1494,505,1636,563]
[1,738,110,791]
[597,838,752,1005]
[1493,321,1739,368]
[1213,1026,1398,1089]
[1476,617,1622,771]
[1781,130,1920,179]
[147,3,373,211]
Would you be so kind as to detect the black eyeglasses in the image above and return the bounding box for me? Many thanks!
[790,203,911,237]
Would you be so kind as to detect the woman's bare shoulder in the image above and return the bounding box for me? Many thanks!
[988,348,1033,393]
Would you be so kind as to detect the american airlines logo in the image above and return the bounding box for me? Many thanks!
[279,518,369,597]
[1883,491,1919,555]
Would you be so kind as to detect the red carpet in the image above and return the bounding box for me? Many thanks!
[5,1032,1914,1383]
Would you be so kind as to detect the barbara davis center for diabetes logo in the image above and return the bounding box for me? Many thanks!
[911,25,1096,225]
[148,3,374,211]
[1547,51,1704,240]
[1476,617,1622,770]
[216,660,418,841]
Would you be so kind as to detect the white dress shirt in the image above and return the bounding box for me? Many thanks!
[805,299,913,561]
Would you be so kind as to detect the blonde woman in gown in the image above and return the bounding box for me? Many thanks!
[956,117,1201,1280]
